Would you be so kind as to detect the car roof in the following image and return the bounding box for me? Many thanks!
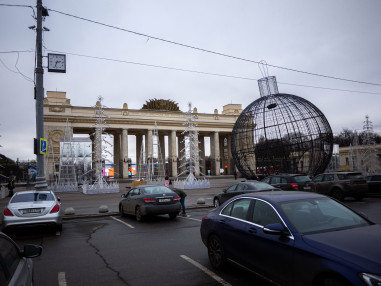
[13,190,54,195]
[235,191,326,203]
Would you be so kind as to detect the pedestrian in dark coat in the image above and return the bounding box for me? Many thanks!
[7,177,15,197]
[173,188,187,216]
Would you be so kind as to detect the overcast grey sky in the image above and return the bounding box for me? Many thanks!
[1,0,381,162]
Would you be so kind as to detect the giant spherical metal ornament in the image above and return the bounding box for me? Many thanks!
[231,77,333,179]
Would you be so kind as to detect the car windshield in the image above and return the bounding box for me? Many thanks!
[11,193,55,203]
[143,186,174,194]
[247,182,274,190]
[279,197,370,234]
[293,176,311,183]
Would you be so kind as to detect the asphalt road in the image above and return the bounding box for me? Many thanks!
[6,196,381,286]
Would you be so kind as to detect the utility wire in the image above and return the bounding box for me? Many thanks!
[48,9,381,87]
[46,49,381,96]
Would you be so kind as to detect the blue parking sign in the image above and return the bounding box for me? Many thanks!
[40,138,47,155]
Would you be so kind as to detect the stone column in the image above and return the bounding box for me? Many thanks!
[136,134,142,176]
[122,129,129,179]
[169,130,177,177]
[194,132,200,177]
[159,133,165,164]
[113,132,120,178]
[146,129,153,163]
[214,131,221,176]
[199,135,206,176]
[178,134,185,176]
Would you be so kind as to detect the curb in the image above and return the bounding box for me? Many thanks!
[61,204,214,221]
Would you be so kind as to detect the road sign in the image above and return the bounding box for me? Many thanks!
[40,138,47,155]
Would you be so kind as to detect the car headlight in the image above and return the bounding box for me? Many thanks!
[361,273,381,286]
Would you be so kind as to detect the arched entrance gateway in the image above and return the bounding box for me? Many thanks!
[43,91,242,181]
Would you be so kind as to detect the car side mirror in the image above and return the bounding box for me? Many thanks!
[263,223,289,236]
[121,194,126,198]
[23,245,42,258]
[223,189,227,193]
[57,197,61,202]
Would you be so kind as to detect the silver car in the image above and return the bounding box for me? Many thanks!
[0,231,42,285]
[2,190,62,231]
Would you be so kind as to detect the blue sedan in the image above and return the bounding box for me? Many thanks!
[200,191,381,286]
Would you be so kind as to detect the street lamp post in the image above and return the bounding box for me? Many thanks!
[34,0,47,190]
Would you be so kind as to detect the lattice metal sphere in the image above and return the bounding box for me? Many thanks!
[231,77,333,178]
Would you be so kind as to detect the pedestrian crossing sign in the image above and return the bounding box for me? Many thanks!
[40,138,47,155]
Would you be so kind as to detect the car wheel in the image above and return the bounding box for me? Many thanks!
[208,235,226,270]
[135,206,143,222]
[119,204,125,217]
[213,198,220,208]
[169,212,177,219]
[319,276,349,286]
[331,188,344,201]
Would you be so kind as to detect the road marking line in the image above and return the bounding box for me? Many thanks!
[180,255,232,286]
[58,272,67,286]
[111,216,135,228]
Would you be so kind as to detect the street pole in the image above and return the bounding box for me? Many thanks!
[34,0,47,190]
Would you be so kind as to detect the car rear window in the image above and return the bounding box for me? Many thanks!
[143,186,174,194]
[293,176,311,183]
[341,173,364,180]
[10,193,55,203]
[247,182,274,190]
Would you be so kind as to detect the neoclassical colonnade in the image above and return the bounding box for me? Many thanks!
[43,92,242,179]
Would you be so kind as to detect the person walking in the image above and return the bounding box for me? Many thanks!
[233,170,237,180]
[7,176,15,197]
[164,176,171,187]
[173,188,187,217]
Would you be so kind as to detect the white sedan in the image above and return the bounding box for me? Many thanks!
[2,190,62,231]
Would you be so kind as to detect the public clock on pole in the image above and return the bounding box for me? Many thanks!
[48,53,66,73]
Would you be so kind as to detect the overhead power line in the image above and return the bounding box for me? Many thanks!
[48,9,381,87]
[46,49,381,96]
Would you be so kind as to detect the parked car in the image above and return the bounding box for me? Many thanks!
[2,190,62,231]
[119,185,181,221]
[0,231,42,286]
[312,172,368,201]
[213,181,279,208]
[200,191,381,286]
[366,174,381,196]
[261,174,314,191]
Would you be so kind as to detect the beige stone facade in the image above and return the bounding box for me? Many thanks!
[43,91,242,179]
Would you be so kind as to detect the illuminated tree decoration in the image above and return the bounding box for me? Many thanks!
[231,76,333,178]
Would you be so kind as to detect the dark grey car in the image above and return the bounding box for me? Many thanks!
[261,174,314,191]
[0,232,42,286]
[366,174,381,196]
[119,185,181,221]
[213,181,279,208]
[312,172,368,201]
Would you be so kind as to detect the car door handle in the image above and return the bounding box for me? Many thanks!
[248,227,257,234]
[219,219,226,225]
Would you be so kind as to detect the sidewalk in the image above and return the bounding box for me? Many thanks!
[0,177,238,222]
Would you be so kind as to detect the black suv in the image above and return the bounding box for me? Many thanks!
[366,174,381,195]
[312,172,368,201]
[261,174,314,191]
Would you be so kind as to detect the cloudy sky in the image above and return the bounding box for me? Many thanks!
[1,0,381,162]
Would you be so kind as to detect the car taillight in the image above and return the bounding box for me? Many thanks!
[4,208,13,216]
[173,196,180,201]
[201,214,207,223]
[143,197,156,203]
[50,204,60,213]
[290,183,299,190]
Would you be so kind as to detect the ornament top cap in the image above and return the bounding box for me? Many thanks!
[258,76,279,97]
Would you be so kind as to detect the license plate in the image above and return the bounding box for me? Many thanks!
[158,198,171,203]
[304,186,311,190]
[22,208,42,214]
